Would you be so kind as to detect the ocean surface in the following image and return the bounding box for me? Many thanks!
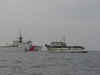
[0,48,99,75]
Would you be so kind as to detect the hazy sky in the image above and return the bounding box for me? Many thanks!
[0,0,99,50]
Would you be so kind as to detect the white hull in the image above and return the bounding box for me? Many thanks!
[47,48,88,53]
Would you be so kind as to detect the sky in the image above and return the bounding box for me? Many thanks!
[0,0,99,50]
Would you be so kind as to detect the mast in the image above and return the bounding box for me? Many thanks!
[62,35,66,42]
[18,31,23,43]
[62,24,66,43]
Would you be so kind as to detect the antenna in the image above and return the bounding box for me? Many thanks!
[18,29,23,43]
[62,35,66,42]
[63,35,66,42]
[62,23,67,43]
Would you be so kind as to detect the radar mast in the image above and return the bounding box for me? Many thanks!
[18,30,23,43]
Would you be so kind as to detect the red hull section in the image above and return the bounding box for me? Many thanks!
[29,46,35,51]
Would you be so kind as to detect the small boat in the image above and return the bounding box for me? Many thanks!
[24,41,41,52]
[45,41,88,53]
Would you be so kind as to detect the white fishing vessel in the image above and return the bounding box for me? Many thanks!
[0,31,42,52]
[45,41,88,53]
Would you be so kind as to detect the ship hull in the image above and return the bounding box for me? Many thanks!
[47,48,88,53]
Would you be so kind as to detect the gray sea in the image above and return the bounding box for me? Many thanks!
[0,48,99,75]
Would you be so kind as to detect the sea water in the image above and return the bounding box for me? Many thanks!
[0,48,99,75]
